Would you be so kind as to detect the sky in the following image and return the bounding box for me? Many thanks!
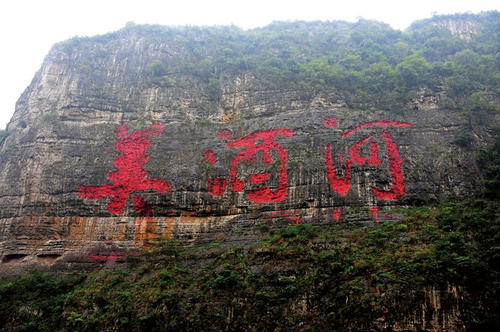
[0,0,498,129]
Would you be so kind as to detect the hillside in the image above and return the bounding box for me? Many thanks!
[0,11,499,330]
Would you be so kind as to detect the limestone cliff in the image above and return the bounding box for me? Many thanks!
[0,16,497,273]
[409,13,488,40]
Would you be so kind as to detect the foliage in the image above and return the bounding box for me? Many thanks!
[54,11,499,113]
[0,199,498,331]
[3,11,498,331]
[145,60,175,87]
[42,112,58,122]
[0,271,83,331]
[453,133,474,148]
[477,134,500,199]
[206,78,222,101]
[145,60,167,77]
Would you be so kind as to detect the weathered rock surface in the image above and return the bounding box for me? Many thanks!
[0,22,496,275]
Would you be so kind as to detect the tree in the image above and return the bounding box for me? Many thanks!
[145,60,167,77]
[362,62,396,93]
[339,55,363,71]
[206,78,222,101]
[395,54,430,89]
[477,135,500,199]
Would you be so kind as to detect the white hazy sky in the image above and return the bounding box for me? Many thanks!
[0,0,498,129]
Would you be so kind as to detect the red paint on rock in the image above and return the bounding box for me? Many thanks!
[203,149,217,164]
[371,131,405,200]
[325,119,412,201]
[217,129,233,139]
[78,123,171,215]
[349,134,381,166]
[333,209,341,223]
[207,177,227,196]
[271,210,302,225]
[249,172,271,184]
[325,143,351,196]
[367,140,380,166]
[226,129,293,202]
[90,251,125,262]
[133,195,153,217]
[323,118,338,128]
[369,207,379,223]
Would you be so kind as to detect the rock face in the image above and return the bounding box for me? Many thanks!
[429,17,484,40]
[408,11,496,40]
[0,22,495,273]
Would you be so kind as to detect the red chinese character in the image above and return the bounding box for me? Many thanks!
[205,129,294,202]
[78,123,171,215]
[325,119,412,201]
[226,129,293,202]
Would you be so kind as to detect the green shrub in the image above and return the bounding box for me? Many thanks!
[42,112,58,121]
[145,60,167,77]
[477,135,500,199]
[206,78,222,101]
[453,133,474,148]
[0,198,498,330]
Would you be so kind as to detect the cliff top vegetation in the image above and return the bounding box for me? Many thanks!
[54,11,500,115]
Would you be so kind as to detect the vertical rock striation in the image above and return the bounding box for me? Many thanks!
[0,20,496,272]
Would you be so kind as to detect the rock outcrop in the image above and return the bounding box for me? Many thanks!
[0,20,496,273]
[407,11,496,40]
